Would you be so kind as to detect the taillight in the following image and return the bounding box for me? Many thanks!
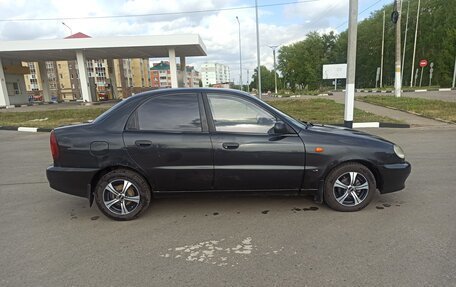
[50,130,59,161]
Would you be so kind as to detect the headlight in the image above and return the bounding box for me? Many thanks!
[393,145,405,159]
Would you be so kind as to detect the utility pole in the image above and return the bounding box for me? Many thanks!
[393,0,402,97]
[268,45,279,94]
[255,0,262,99]
[452,56,456,89]
[419,65,424,87]
[380,10,385,88]
[236,16,243,91]
[247,69,250,92]
[401,0,410,85]
[344,0,358,128]
[410,0,421,87]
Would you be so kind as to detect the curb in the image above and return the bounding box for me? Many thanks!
[357,88,454,93]
[0,126,52,133]
[0,101,59,109]
[329,123,410,128]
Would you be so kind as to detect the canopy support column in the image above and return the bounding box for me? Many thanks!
[0,58,10,107]
[179,56,187,87]
[107,59,119,99]
[168,48,178,88]
[76,50,93,102]
[38,61,51,102]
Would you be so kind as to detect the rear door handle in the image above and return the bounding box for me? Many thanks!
[222,142,239,150]
[135,140,152,148]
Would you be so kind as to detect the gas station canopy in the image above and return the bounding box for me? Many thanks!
[0,34,207,61]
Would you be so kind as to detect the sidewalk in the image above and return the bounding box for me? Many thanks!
[330,93,451,127]
[353,90,456,102]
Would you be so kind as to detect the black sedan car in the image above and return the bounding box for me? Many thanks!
[47,88,411,220]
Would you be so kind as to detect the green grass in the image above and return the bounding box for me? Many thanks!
[358,96,456,123]
[267,98,402,124]
[0,108,109,129]
[0,98,402,129]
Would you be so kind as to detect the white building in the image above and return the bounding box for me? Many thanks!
[200,62,230,87]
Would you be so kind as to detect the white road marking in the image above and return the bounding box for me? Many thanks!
[161,237,286,267]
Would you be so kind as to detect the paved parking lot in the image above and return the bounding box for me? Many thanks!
[0,127,455,286]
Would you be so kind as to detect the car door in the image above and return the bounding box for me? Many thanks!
[123,92,213,191]
[204,92,305,191]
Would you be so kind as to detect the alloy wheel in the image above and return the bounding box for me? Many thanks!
[102,179,141,215]
[333,172,369,207]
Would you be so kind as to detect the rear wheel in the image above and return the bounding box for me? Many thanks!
[324,163,376,212]
[94,169,151,220]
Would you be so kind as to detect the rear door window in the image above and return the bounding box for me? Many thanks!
[135,94,202,132]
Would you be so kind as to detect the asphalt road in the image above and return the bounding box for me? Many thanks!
[0,127,455,287]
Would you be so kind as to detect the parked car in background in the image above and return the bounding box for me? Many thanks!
[46,88,411,220]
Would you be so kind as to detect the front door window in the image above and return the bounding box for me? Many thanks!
[207,93,275,134]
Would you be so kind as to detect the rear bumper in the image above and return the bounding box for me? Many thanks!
[377,161,411,194]
[46,166,99,198]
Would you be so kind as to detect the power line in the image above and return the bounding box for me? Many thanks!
[334,0,387,30]
[0,0,319,22]
[305,1,342,29]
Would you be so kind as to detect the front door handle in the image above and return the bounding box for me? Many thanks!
[135,140,152,148]
[222,142,239,150]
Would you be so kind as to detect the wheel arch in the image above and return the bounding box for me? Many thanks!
[320,159,383,192]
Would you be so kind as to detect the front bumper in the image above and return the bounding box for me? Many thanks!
[46,166,99,198]
[377,161,411,194]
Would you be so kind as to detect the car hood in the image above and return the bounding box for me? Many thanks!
[304,124,394,145]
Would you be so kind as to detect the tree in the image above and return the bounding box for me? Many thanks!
[278,32,337,90]
[249,66,279,92]
[277,0,456,88]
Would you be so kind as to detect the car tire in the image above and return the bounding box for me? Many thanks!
[324,162,376,212]
[94,169,151,221]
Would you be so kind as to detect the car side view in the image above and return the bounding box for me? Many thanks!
[46,88,411,220]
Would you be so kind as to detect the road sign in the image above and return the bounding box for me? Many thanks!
[429,62,434,86]
[419,59,428,67]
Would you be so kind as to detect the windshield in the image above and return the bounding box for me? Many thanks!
[266,103,308,129]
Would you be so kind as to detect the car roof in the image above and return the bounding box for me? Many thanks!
[132,88,253,99]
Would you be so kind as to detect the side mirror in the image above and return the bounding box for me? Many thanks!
[273,121,288,134]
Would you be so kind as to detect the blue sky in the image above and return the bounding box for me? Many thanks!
[0,0,391,83]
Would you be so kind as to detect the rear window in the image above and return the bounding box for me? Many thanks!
[93,96,135,124]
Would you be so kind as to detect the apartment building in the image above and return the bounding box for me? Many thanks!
[23,61,60,100]
[200,62,230,87]
[22,32,151,101]
[150,61,200,88]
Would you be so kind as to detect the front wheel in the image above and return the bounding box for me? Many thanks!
[324,163,376,212]
[94,169,151,220]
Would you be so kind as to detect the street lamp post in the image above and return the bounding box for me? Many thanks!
[410,0,421,87]
[236,16,243,91]
[255,0,262,99]
[380,10,385,88]
[452,56,456,89]
[62,22,72,36]
[268,45,279,94]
